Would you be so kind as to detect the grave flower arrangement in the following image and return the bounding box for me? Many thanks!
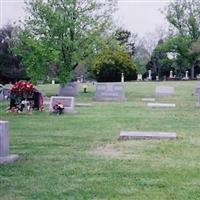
[11,81,36,101]
[53,102,64,115]
[10,81,36,113]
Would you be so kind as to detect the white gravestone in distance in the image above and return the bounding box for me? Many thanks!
[0,121,19,164]
[121,73,124,83]
[170,71,173,78]
[185,71,189,79]
[155,86,175,96]
[59,82,79,97]
[137,74,143,81]
[49,96,75,113]
[148,70,152,80]
[156,76,159,81]
[94,83,125,101]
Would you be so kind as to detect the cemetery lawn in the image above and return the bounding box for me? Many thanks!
[1,81,200,200]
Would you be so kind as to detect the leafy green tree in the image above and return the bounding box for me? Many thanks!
[163,0,200,78]
[91,48,137,82]
[155,36,193,78]
[147,39,172,79]
[13,0,116,84]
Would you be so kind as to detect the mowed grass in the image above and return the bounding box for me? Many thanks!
[1,81,200,200]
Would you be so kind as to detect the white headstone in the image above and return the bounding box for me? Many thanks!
[148,70,152,80]
[121,73,124,83]
[80,75,84,83]
[137,74,143,81]
[170,71,173,78]
[185,71,189,79]
[51,80,55,85]
[156,76,159,81]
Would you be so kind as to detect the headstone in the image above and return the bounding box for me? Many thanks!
[147,103,176,108]
[0,121,19,164]
[49,96,75,113]
[0,90,4,101]
[148,70,152,80]
[0,86,10,101]
[195,83,200,96]
[118,131,176,140]
[59,82,79,96]
[51,80,55,85]
[137,74,143,81]
[195,84,200,106]
[155,86,175,96]
[185,71,189,79]
[94,83,125,101]
[156,76,159,81]
[170,70,173,78]
[141,98,155,102]
[121,73,124,83]
[80,75,84,83]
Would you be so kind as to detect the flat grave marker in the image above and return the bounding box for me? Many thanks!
[141,98,155,102]
[119,131,177,140]
[147,103,176,108]
[75,103,92,107]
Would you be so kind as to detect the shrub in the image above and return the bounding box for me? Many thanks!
[91,48,137,82]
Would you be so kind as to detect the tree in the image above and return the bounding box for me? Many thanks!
[13,0,116,84]
[134,44,150,75]
[114,28,136,57]
[163,0,200,78]
[147,39,172,79]
[157,36,193,78]
[0,24,26,84]
[91,48,137,82]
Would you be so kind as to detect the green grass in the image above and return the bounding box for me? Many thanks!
[1,81,200,200]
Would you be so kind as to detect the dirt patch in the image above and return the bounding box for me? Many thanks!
[89,144,122,158]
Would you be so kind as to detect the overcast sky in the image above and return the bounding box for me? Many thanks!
[0,0,170,37]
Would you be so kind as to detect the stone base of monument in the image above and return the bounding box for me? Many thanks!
[147,103,176,108]
[141,98,155,102]
[0,154,19,164]
[119,131,177,140]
